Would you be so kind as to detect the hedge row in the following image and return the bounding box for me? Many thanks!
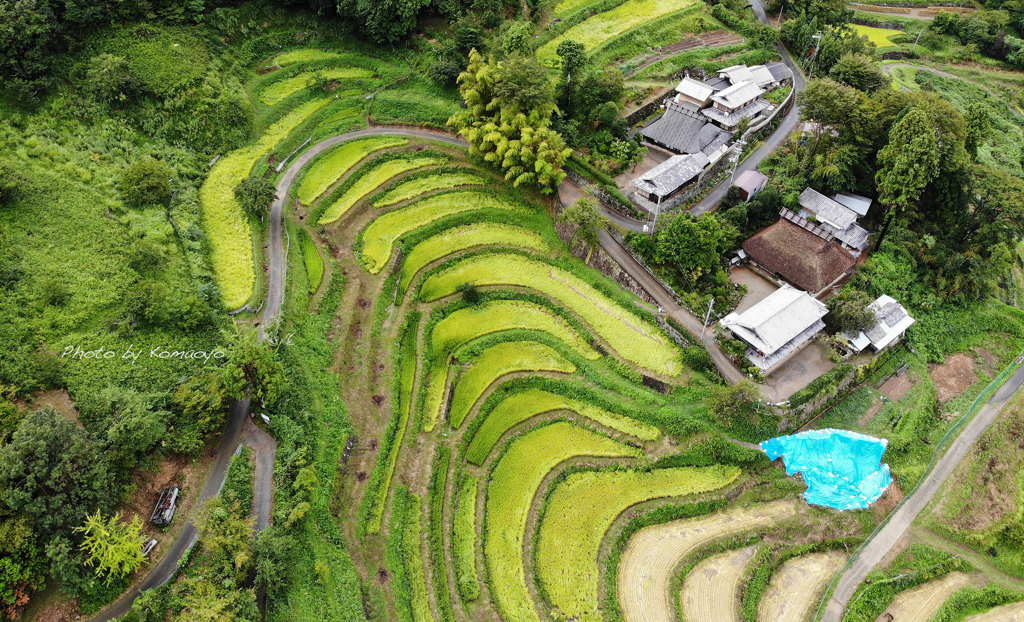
[788,364,855,408]
[931,585,1024,622]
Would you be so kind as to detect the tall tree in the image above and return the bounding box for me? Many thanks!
[875,108,940,214]
[964,102,994,159]
[75,511,146,584]
[222,328,284,406]
[556,197,608,262]
[656,213,727,284]
[828,54,888,93]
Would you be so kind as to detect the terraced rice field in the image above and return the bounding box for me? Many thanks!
[538,0,698,65]
[453,473,481,601]
[297,136,409,205]
[299,228,323,293]
[618,501,797,622]
[538,467,741,622]
[757,551,847,622]
[272,49,346,66]
[448,342,575,428]
[420,253,681,375]
[317,156,442,224]
[485,422,641,622]
[200,97,329,309]
[260,67,375,105]
[399,223,549,294]
[374,171,486,207]
[466,388,660,464]
[964,602,1024,621]
[877,572,973,622]
[851,23,903,48]
[680,546,757,622]
[360,192,530,273]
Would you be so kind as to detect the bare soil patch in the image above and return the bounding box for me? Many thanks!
[872,481,905,522]
[759,551,846,622]
[29,389,80,423]
[930,353,978,402]
[879,373,915,401]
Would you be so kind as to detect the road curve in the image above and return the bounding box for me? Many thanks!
[821,362,1024,621]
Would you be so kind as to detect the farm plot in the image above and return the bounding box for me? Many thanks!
[298,228,323,294]
[399,223,549,294]
[617,501,797,622]
[424,301,599,432]
[359,192,531,273]
[964,602,1024,621]
[259,67,375,106]
[850,24,902,48]
[449,342,575,428]
[757,551,846,622]
[485,422,641,622]
[680,546,757,622]
[297,137,409,205]
[876,571,972,622]
[200,97,329,309]
[538,0,699,65]
[272,49,347,66]
[374,171,486,207]
[454,473,481,602]
[466,388,661,465]
[538,466,741,622]
[404,495,432,622]
[419,253,681,375]
[317,156,443,224]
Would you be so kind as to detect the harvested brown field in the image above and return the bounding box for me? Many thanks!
[963,601,1024,621]
[879,373,915,401]
[875,572,972,622]
[758,551,846,622]
[680,545,756,622]
[617,501,796,622]
[930,353,978,402]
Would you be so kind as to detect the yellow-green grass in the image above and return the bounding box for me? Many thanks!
[454,473,481,602]
[299,229,323,294]
[539,0,698,65]
[374,172,487,207]
[449,342,576,428]
[420,253,681,376]
[553,0,601,16]
[360,192,530,274]
[297,137,409,205]
[404,495,432,622]
[200,98,329,309]
[273,49,345,66]
[485,422,640,622]
[466,388,660,465]
[398,223,549,293]
[851,24,903,48]
[317,157,443,224]
[423,300,599,432]
[537,466,741,622]
[259,67,375,106]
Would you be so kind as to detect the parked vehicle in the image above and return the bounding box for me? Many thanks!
[151,487,179,526]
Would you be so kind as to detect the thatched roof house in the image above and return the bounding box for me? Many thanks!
[743,216,856,294]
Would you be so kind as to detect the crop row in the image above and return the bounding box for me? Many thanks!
[422,300,600,432]
[484,422,640,622]
[318,156,442,224]
[297,136,409,205]
[374,171,486,207]
[399,223,549,294]
[200,97,329,309]
[537,466,740,622]
[466,387,660,465]
[298,228,323,294]
[538,0,698,65]
[428,447,454,622]
[259,67,376,106]
[419,252,681,375]
[359,191,532,273]
[404,493,432,622]
[449,341,575,429]
[453,472,480,602]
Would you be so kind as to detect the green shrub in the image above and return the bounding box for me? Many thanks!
[222,447,254,517]
[931,585,1024,622]
[119,157,172,206]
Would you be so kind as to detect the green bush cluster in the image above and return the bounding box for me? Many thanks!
[788,364,856,408]
[222,447,255,516]
[931,585,1024,622]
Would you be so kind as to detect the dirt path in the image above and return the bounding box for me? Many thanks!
[821,362,1024,622]
[848,2,975,19]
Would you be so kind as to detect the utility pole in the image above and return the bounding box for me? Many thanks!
[700,298,715,340]
[912,28,923,51]
[807,32,823,79]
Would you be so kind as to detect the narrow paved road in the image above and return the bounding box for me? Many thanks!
[690,0,807,215]
[90,399,250,622]
[821,362,1024,621]
[240,418,277,532]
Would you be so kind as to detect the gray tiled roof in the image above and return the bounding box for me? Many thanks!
[634,152,711,197]
[641,102,731,154]
[799,188,858,230]
[701,99,769,127]
[820,221,871,252]
[710,80,763,109]
[765,61,794,82]
[720,284,828,361]
[705,76,732,91]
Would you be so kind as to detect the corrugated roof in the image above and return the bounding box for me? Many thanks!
[819,221,871,251]
[735,170,768,194]
[832,193,872,216]
[705,76,732,91]
[710,80,763,109]
[719,65,756,85]
[743,219,857,293]
[749,65,776,88]
[865,295,915,349]
[675,76,714,102]
[701,99,769,127]
[765,61,794,82]
[634,152,710,197]
[799,188,858,230]
[721,284,828,358]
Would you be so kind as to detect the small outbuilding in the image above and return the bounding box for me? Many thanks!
[675,76,716,108]
[844,295,916,353]
[798,188,871,252]
[721,284,829,371]
[734,170,768,201]
[832,192,872,217]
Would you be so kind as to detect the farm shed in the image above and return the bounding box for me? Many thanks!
[720,284,829,371]
[633,152,711,203]
[844,295,916,353]
[734,170,768,200]
[743,214,856,295]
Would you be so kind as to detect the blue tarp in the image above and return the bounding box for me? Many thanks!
[760,429,892,511]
